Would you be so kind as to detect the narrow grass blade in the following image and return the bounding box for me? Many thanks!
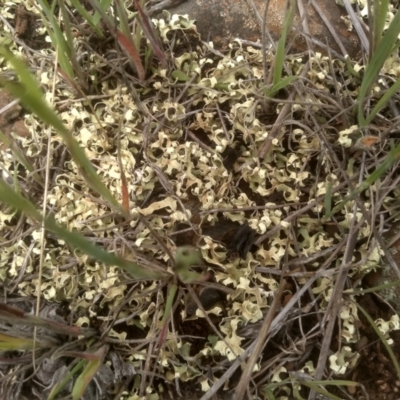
[0,302,92,337]
[69,0,105,37]
[133,0,168,69]
[160,283,177,326]
[365,77,400,125]
[357,303,400,380]
[114,0,133,38]
[57,0,86,86]
[35,0,75,79]
[0,130,43,185]
[116,30,146,81]
[0,178,167,280]
[266,76,297,98]
[329,141,400,216]
[87,0,146,80]
[0,47,126,215]
[0,333,37,350]
[93,0,113,26]
[273,0,295,89]
[72,346,107,400]
[299,379,358,400]
[59,350,103,360]
[47,359,86,400]
[261,378,291,396]
[157,283,178,347]
[45,215,165,279]
[357,8,400,126]
[0,177,41,220]
[117,133,130,214]
[346,279,400,295]
[371,0,389,55]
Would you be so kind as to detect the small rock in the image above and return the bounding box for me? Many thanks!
[150,0,361,58]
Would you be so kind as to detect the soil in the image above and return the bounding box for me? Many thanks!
[150,0,361,58]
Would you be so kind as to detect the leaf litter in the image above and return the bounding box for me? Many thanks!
[1,2,400,399]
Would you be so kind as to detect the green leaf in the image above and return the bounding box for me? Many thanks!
[172,70,191,82]
[174,246,208,283]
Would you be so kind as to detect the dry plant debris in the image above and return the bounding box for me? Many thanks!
[150,0,362,57]
[0,1,400,399]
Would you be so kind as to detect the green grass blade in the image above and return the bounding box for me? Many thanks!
[357,303,400,380]
[0,178,41,220]
[302,379,358,386]
[35,0,75,79]
[87,0,145,80]
[371,0,389,55]
[347,279,400,295]
[365,75,400,125]
[47,359,86,400]
[93,0,113,25]
[358,7,400,126]
[329,141,400,216]
[68,0,104,37]
[133,0,168,69]
[0,333,36,350]
[44,215,165,279]
[86,0,115,30]
[273,0,295,88]
[0,47,125,215]
[299,381,344,400]
[266,76,297,98]
[115,0,135,46]
[57,0,86,85]
[0,130,43,185]
[160,283,178,325]
[114,0,146,80]
[72,346,107,400]
[0,178,166,280]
